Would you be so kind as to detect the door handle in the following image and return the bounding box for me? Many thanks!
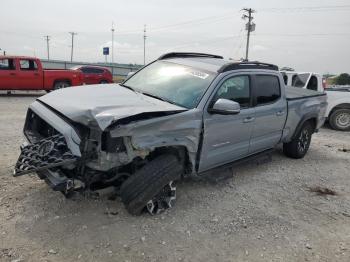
[10,73,16,76]
[34,73,39,76]
[243,116,255,123]
[276,111,285,116]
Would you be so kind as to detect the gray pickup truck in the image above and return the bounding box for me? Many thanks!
[14,53,327,215]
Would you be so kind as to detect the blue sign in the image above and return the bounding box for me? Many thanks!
[103,47,109,55]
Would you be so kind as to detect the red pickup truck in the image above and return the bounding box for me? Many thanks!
[0,56,84,91]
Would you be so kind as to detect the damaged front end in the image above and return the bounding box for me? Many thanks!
[13,97,201,198]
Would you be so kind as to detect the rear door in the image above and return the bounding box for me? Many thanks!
[249,74,287,153]
[17,59,43,90]
[199,74,255,172]
[0,58,17,89]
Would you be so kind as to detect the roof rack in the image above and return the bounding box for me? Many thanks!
[158,52,223,60]
[218,61,278,72]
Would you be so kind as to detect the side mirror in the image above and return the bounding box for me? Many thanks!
[208,98,240,115]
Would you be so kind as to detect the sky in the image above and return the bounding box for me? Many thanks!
[0,0,349,74]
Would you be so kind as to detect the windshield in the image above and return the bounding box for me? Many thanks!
[123,61,216,109]
[291,73,310,88]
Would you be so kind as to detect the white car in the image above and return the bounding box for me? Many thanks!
[281,71,350,131]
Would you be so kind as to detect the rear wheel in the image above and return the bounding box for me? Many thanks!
[100,80,109,84]
[120,154,182,215]
[329,109,350,131]
[53,81,70,90]
[283,121,314,159]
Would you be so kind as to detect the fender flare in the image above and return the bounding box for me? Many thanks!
[291,113,318,140]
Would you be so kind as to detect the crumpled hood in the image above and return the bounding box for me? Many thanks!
[38,84,186,130]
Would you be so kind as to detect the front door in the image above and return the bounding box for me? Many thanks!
[199,75,255,172]
[249,74,287,153]
[17,59,43,90]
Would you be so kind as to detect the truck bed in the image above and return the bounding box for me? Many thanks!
[285,86,326,100]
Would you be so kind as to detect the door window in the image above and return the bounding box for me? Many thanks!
[255,75,281,105]
[0,59,15,70]
[19,60,38,71]
[214,75,251,108]
[92,68,104,74]
[81,67,104,74]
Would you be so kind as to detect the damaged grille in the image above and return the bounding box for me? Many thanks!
[14,134,78,177]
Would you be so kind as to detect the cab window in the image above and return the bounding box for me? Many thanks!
[255,75,281,105]
[213,75,250,108]
[0,59,15,70]
[19,59,38,71]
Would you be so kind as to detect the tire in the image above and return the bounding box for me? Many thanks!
[120,154,183,215]
[329,109,350,131]
[283,121,314,159]
[100,80,108,84]
[53,81,70,90]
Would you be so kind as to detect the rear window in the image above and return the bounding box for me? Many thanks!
[0,59,15,70]
[255,75,281,105]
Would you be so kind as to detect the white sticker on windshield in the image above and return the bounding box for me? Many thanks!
[188,71,209,79]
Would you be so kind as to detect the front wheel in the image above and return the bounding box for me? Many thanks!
[283,122,314,159]
[120,154,183,215]
[329,109,350,131]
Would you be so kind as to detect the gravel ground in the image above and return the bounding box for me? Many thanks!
[0,95,349,262]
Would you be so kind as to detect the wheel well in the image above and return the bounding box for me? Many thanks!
[329,103,350,117]
[53,79,71,87]
[293,117,317,139]
[305,118,317,132]
[148,146,191,174]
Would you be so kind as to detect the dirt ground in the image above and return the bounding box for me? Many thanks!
[0,94,349,262]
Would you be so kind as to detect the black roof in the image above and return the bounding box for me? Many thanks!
[158,52,278,73]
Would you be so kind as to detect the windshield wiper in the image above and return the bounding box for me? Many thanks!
[120,84,136,92]
[140,92,181,107]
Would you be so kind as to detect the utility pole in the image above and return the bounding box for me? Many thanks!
[111,22,115,64]
[44,35,50,60]
[143,24,147,65]
[242,8,255,61]
[69,32,77,62]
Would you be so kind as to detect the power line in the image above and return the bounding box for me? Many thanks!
[44,35,50,60]
[253,32,350,37]
[69,32,77,62]
[260,4,350,13]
